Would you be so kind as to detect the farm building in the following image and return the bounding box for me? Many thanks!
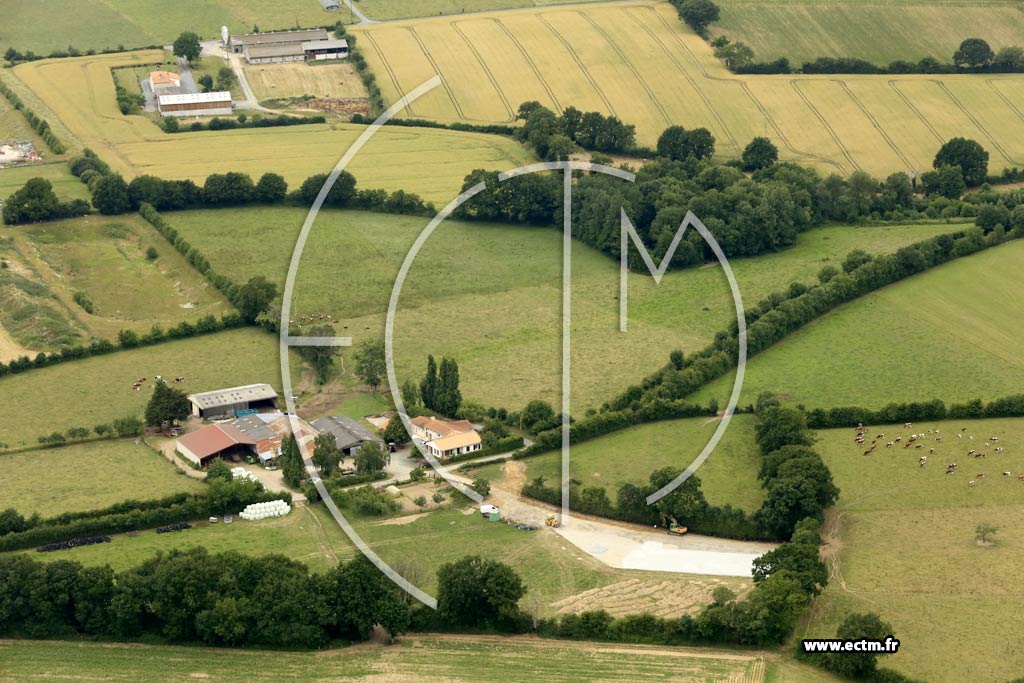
[409,416,482,459]
[225,28,330,64]
[187,383,278,420]
[176,423,256,468]
[157,91,232,117]
[303,38,348,60]
[311,415,383,455]
[409,416,476,442]
[320,0,341,10]
[424,430,482,459]
[148,70,181,92]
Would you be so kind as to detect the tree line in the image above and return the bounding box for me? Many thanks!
[0,79,66,153]
[805,393,1024,430]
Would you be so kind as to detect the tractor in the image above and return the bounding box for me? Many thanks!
[661,513,687,536]
[545,514,560,528]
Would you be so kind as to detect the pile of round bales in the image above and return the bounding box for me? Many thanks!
[239,500,290,521]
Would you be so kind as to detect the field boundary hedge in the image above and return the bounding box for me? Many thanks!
[805,394,1024,429]
[0,79,66,153]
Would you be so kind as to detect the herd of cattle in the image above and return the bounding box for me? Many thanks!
[854,422,1018,487]
[129,374,186,391]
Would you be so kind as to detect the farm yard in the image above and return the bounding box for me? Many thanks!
[695,239,1024,409]
[354,1,1024,177]
[6,50,536,205]
[0,636,794,683]
[0,327,292,448]
[168,205,964,410]
[802,418,1024,683]
[0,214,233,353]
[1,439,203,517]
[473,414,766,513]
[712,0,1024,65]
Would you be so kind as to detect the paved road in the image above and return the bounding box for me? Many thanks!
[175,56,198,93]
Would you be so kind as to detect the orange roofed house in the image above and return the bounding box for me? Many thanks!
[148,70,181,92]
[409,416,482,459]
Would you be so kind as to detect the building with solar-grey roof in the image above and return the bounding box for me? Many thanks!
[225,28,332,64]
[187,383,279,420]
[311,415,383,455]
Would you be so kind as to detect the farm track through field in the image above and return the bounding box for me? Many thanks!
[535,13,619,117]
[887,79,944,143]
[639,4,846,172]
[406,27,468,120]
[451,21,515,121]
[987,79,1024,125]
[575,10,672,128]
[490,18,563,112]
[359,32,415,117]
[934,80,1024,166]
[835,80,915,172]
[789,79,861,171]
[625,6,738,154]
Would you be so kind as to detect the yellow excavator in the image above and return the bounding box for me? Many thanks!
[662,513,688,536]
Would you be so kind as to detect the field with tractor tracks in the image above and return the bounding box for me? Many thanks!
[354,1,1024,177]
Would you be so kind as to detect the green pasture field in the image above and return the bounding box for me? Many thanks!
[355,0,616,21]
[0,0,329,54]
[474,414,766,513]
[8,50,537,205]
[695,239,1024,409]
[167,205,961,411]
[0,635,787,683]
[2,439,203,517]
[802,417,1024,683]
[0,163,90,201]
[26,503,350,574]
[0,214,233,352]
[0,327,295,448]
[712,0,1024,65]
[354,1,1024,178]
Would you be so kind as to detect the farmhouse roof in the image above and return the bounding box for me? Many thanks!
[231,28,329,46]
[158,91,232,107]
[228,414,277,442]
[311,416,382,450]
[177,424,239,459]
[429,430,481,451]
[187,383,278,410]
[409,416,475,438]
[302,38,348,51]
[149,70,180,85]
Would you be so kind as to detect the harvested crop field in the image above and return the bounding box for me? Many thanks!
[354,1,1024,177]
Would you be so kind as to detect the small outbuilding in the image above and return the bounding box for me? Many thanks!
[311,415,383,455]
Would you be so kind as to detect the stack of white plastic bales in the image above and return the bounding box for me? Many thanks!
[231,467,259,483]
[239,500,291,520]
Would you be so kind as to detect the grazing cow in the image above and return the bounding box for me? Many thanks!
[969,480,976,487]
[895,437,903,443]
[919,456,927,467]
[905,422,913,428]
[886,442,894,448]
[969,449,977,455]
[976,473,986,478]
[1018,475,1024,481]
[916,444,923,449]
[1003,472,1012,477]
[930,448,935,454]
[991,436,1000,442]
[958,434,963,440]
[876,433,884,439]
[936,437,943,442]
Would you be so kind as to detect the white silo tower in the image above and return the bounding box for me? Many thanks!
[221,25,229,47]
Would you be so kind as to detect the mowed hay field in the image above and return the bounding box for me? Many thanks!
[167,206,960,410]
[244,62,368,103]
[712,0,1024,65]
[0,0,327,54]
[0,637,784,683]
[0,214,233,353]
[2,439,202,517]
[8,51,536,205]
[354,1,1024,177]
[474,414,766,513]
[803,418,1024,683]
[695,239,1024,409]
[0,328,293,448]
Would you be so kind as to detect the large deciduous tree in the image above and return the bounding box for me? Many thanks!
[436,555,526,628]
[933,137,989,186]
[353,338,386,391]
[144,380,190,426]
[172,32,202,63]
[234,276,277,323]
